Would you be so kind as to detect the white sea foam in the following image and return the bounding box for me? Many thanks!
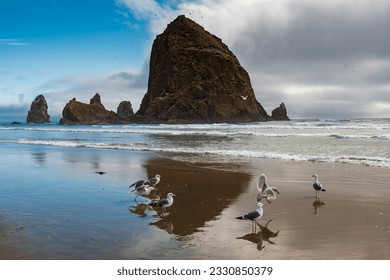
[1,137,389,168]
[1,119,389,168]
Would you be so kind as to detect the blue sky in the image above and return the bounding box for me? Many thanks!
[1,0,150,121]
[1,0,390,122]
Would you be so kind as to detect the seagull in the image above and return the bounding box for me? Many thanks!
[256,174,280,204]
[240,95,248,100]
[149,192,175,215]
[312,174,326,199]
[147,174,161,186]
[236,202,264,232]
[128,186,156,203]
[95,171,105,175]
[129,174,161,191]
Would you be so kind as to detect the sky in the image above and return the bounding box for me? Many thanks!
[1,0,390,122]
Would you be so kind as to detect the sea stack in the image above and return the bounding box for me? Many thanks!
[117,101,134,121]
[136,15,270,123]
[26,94,51,124]
[59,93,121,125]
[271,103,290,121]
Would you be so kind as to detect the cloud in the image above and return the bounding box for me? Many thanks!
[0,39,29,46]
[0,103,29,122]
[0,69,147,122]
[7,1,385,121]
[38,69,148,117]
[116,0,390,119]
[116,0,164,19]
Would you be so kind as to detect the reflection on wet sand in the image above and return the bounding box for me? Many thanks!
[313,199,326,215]
[150,220,174,234]
[237,231,265,250]
[128,204,154,218]
[258,220,279,244]
[3,143,390,260]
[236,220,279,251]
[31,152,46,166]
[127,157,250,237]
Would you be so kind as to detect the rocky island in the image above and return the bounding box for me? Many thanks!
[136,15,270,123]
[271,103,290,121]
[60,94,122,125]
[56,15,288,125]
[26,94,51,124]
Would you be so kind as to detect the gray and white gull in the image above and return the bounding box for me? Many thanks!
[236,202,264,232]
[149,192,175,215]
[128,174,161,202]
[256,174,280,204]
[312,174,326,199]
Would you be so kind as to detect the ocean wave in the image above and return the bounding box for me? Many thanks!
[330,134,390,140]
[1,120,390,136]
[1,138,389,168]
[3,125,390,140]
[373,135,390,140]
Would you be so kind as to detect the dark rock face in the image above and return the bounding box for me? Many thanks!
[90,93,105,108]
[271,103,290,121]
[59,94,121,125]
[136,15,270,123]
[26,94,50,123]
[117,101,134,121]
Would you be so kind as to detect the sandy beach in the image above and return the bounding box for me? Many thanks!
[0,143,389,260]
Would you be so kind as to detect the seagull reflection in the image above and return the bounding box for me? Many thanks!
[237,231,265,250]
[258,220,279,244]
[150,219,174,234]
[128,204,154,217]
[236,220,279,251]
[313,199,326,215]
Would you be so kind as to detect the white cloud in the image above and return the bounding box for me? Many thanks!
[38,70,147,117]
[114,0,390,118]
[8,0,386,121]
[0,39,29,46]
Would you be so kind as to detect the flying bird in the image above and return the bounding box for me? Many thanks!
[312,174,326,199]
[149,192,175,215]
[240,95,248,100]
[236,202,264,232]
[256,174,280,204]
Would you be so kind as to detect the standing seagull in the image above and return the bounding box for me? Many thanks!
[149,193,175,215]
[146,174,161,187]
[256,174,280,204]
[236,202,264,232]
[312,174,326,199]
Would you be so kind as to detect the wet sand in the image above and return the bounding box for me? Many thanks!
[0,144,389,259]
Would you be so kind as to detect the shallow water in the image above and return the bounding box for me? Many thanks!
[1,143,389,259]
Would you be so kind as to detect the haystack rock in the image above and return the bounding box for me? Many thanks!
[271,103,290,121]
[117,101,134,121]
[27,94,51,123]
[136,15,270,123]
[59,93,121,125]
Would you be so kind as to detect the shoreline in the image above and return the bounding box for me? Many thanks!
[0,144,389,259]
[167,154,390,259]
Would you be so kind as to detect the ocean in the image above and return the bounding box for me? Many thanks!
[1,118,390,259]
[1,118,389,168]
